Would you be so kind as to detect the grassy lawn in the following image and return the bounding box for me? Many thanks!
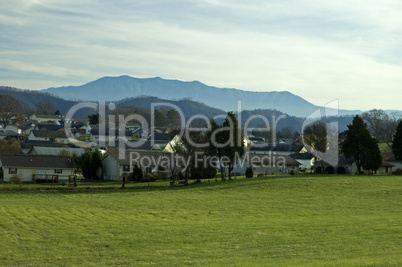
[0,175,401,266]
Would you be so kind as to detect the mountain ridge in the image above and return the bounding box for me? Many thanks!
[42,75,325,117]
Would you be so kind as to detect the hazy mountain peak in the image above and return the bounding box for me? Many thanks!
[41,75,353,117]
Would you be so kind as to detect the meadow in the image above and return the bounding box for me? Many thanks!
[0,175,401,266]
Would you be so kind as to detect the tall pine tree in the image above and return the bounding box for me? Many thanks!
[342,115,382,174]
[392,120,402,164]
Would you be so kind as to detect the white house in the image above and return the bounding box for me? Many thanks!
[102,151,175,181]
[250,144,307,156]
[30,114,63,124]
[231,153,301,176]
[0,154,76,182]
[90,127,133,143]
[290,152,315,171]
[5,125,22,135]
[28,130,70,143]
[28,146,86,157]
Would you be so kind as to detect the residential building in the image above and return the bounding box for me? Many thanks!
[0,153,76,182]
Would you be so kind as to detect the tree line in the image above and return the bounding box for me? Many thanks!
[303,109,402,174]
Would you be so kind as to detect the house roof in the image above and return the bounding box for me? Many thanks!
[103,150,180,166]
[32,114,63,120]
[0,130,20,137]
[148,132,175,141]
[290,152,314,160]
[0,154,76,169]
[381,161,394,167]
[106,140,168,151]
[29,146,86,156]
[20,140,68,150]
[30,130,68,139]
[35,124,64,131]
[250,144,304,153]
[247,153,301,166]
[90,127,132,137]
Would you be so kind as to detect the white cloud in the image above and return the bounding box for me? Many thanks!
[0,0,401,111]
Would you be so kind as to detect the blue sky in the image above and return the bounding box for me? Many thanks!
[1,0,401,111]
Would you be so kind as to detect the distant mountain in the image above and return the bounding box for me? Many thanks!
[42,75,329,117]
[116,96,226,119]
[0,86,94,118]
[1,85,356,131]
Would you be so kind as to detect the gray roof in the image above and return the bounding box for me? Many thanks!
[35,124,64,131]
[31,130,68,139]
[0,130,20,137]
[103,150,183,166]
[33,114,63,120]
[290,152,314,160]
[248,154,301,166]
[250,144,304,153]
[91,127,132,137]
[0,154,76,169]
[29,146,85,156]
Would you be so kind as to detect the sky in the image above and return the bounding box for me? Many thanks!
[0,0,401,111]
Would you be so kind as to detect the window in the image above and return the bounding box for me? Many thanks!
[54,169,62,174]
[9,168,17,174]
[123,165,130,172]
[37,170,46,179]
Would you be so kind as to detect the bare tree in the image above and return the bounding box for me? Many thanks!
[362,109,398,147]
[0,95,23,128]
[36,100,56,115]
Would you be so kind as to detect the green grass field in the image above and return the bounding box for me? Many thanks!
[0,175,401,266]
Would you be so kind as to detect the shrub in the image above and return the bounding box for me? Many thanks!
[337,166,346,174]
[245,166,253,178]
[325,166,335,174]
[290,170,295,175]
[394,168,402,175]
[132,164,144,182]
[9,175,22,184]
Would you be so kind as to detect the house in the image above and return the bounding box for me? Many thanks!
[290,152,315,171]
[20,140,68,154]
[20,122,37,135]
[231,153,301,176]
[90,127,133,143]
[30,114,63,124]
[0,130,21,140]
[34,123,64,131]
[250,144,306,156]
[0,153,76,182]
[315,156,355,174]
[373,162,394,175]
[28,130,70,143]
[384,156,402,173]
[5,125,22,135]
[102,151,174,181]
[71,122,91,135]
[28,146,86,157]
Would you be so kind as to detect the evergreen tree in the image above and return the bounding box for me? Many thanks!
[342,115,382,174]
[361,137,382,173]
[208,119,227,181]
[392,120,402,164]
[245,166,253,178]
[91,149,102,180]
[81,152,92,179]
[222,112,244,180]
[88,113,99,125]
[132,163,143,182]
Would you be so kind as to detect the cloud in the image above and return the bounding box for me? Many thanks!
[0,0,401,111]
